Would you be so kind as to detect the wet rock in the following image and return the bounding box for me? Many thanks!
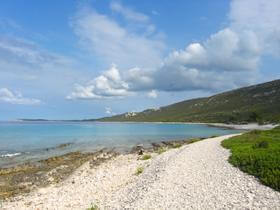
[131,145,144,155]
[0,150,114,200]
[56,143,73,149]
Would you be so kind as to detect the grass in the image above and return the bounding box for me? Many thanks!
[221,126,280,191]
[135,166,144,175]
[141,154,152,160]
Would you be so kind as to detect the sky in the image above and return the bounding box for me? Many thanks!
[0,0,279,120]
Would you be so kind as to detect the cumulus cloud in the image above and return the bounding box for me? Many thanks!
[147,90,158,98]
[230,0,280,56]
[150,28,261,91]
[71,6,165,69]
[67,64,131,99]
[69,0,279,100]
[105,107,115,115]
[0,88,41,105]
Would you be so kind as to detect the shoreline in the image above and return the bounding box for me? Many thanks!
[1,122,276,200]
[0,123,278,206]
[2,133,280,209]
[85,121,279,130]
[0,137,204,200]
[0,122,242,169]
[3,120,279,130]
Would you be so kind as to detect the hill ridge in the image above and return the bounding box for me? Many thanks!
[98,79,280,123]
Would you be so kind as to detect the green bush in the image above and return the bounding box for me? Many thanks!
[171,143,182,148]
[253,141,269,149]
[222,128,280,191]
[135,167,144,175]
[188,138,202,144]
[156,147,167,154]
[141,154,151,160]
[88,204,99,210]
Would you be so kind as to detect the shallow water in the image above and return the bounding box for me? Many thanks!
[0,121,240,167]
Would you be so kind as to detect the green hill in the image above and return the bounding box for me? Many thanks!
[97,79,280,124]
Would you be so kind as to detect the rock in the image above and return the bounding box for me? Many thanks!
[131,145,144,155]
[138,149,143,155]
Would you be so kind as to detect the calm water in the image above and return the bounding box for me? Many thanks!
[0,121,240,167]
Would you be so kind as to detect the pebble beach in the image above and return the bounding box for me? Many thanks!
[2,134,280,209]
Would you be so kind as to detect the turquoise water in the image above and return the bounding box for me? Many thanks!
[0,121,240,167]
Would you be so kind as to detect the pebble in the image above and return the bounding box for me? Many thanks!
[2,134,280,209]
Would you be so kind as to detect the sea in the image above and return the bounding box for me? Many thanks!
[0,121,241,167]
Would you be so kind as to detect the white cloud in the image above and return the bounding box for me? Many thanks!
[0,37,73,68]
[0,35,91,101]
[71,6,165,69]
[149,28,261,92]
[0,88,41,105]
[105,107,115,115]
[147,90,158,98]
[110,2,149,22]
[67,64,131,99]
[69,0,279,100]
[230,0,280,56]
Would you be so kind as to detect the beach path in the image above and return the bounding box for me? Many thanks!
[3,134,280,209]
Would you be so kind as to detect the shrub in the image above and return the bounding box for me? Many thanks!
[141,154,152,160]
[188,138,201,144]
[171,143,182,148]
[251,130,261,135]
[156,147,167,154]
[222,127,280,191]
[135,167,144,175]
[253,141,269,149]
[210,135,219,138]
[88,204,98,210]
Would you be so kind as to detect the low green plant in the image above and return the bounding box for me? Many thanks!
[252,140,269,149]
[156,147,167,154]
[222,127,280,191]
[210,135,219,138]
[171,143,182,148]
[87,203,99,210]
[141,154,151,160]
[188,138,202,144]
[135,166,144,175]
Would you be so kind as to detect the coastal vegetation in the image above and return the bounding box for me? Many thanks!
[156,147,167,154]
[141,154,152,160]
[98,79,280,124]
[0,151,115,200]
[222,127,280,191]
[171,143,182,148]
[88,204,99,210]
[135,167,144,175]
[154,138,203,154]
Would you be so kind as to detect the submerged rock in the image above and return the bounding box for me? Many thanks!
[0,150,117,200]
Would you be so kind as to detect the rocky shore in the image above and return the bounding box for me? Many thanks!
[0,150,117,200]
[0,137,200,201]
[2,134,280,209]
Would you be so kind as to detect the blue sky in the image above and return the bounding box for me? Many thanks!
[0,0,279,120]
